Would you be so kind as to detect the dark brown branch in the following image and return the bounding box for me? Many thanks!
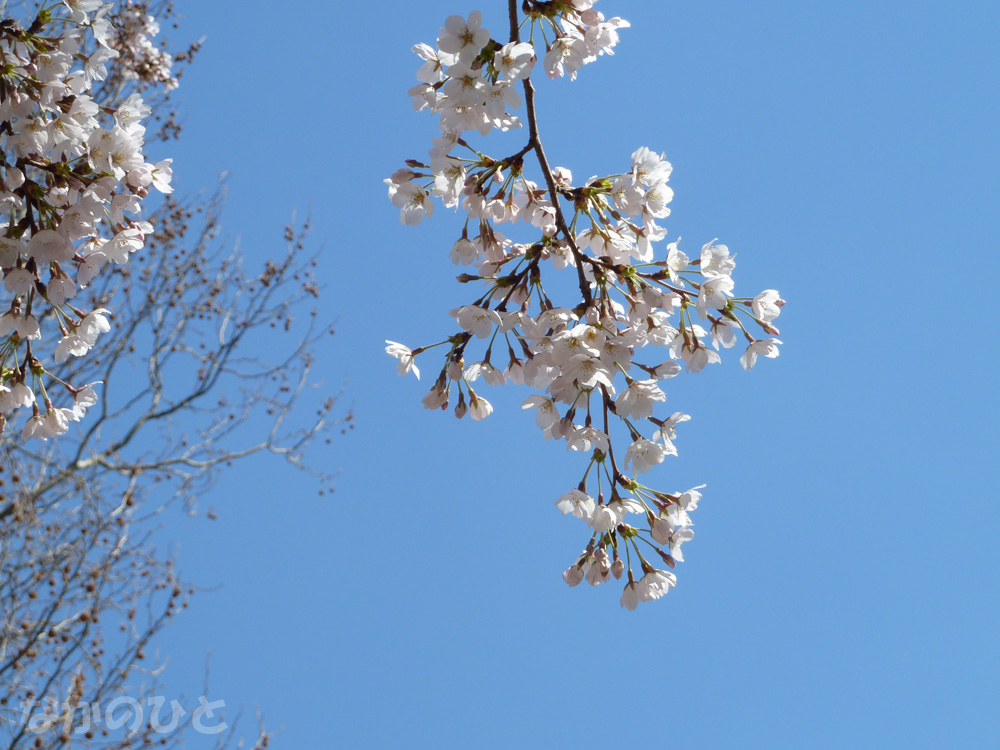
[508,0,594,307]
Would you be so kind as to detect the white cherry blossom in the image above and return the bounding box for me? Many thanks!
[620,579,641,610]
[384,3,783,606]
[388,181,435,226]
[696,274,735,319]
[567,425,609,454]
[438,11,490,63]
[752,289,784,322]
[555,489,596,522]
[625,438,666,474]
[522,394,559,429]
[740,338,782,370]
[591,503,625,534]
[494,42,535,80]
[615,379,666,420]
[701,239,736,277]
[677,485,705,512]
[468,391,493,421]
[544,35,589,80]
[385,341,420,379]
[456,305,501,339]
[638,569,676,601]
[669,528,695,562]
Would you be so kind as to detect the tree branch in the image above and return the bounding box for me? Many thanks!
[508,0,593,307]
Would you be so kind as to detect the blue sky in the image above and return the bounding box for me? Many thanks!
[139,1,999,747]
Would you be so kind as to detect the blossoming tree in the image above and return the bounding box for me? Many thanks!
[0,2,345,746]
[387,0,784,609]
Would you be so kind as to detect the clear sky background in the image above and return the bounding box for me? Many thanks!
[134,1,1000,747]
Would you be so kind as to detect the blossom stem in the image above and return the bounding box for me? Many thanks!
[600,383,624,484]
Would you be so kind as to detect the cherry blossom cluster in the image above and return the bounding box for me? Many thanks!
[386,1,784,608]
[108,1,178,92]
[0,2,172,440]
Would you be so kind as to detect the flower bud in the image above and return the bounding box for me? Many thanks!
[421,382,448,410]
[656,549,677,569]
[391,168,415,185]
[611,559,625,580]
[562,566,584,587]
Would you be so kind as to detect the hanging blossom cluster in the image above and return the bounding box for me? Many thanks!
[386,0,783,609]
[0,1,172,440]
[109,1,178,92]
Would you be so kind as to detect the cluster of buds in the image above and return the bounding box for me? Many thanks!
[386,1,784,607]
[0,2,173,439]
